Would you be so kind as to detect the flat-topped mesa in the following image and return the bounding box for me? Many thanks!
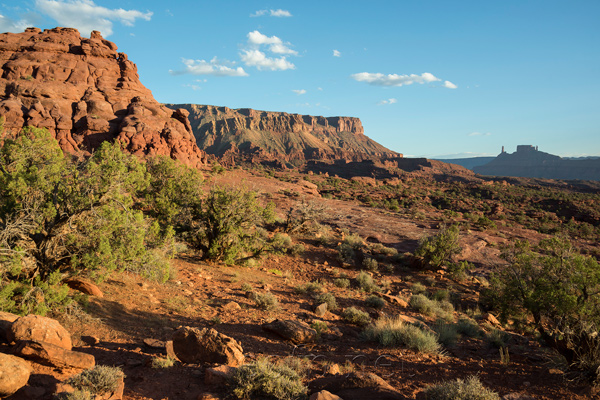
[0,27,206,167]
[166,104,396,165]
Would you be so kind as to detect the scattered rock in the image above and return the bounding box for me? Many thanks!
[0,311,18,342]
[172,327,244,367]
[0,352,32,397]
[143,338,166,349]
[64,277,104,297]
[205,365,236,386]
[315,303,328,317]
[309,372,403,400]
[263,319,318,343]
[197,393,220,400]
[323,363,340,375]
[8,314,72,350]
[483,313,501,326]
[310,390,344,400]
[165,340,178,360]
[380,293,408,308]
[15,340,95,369]
[222,301,241,312]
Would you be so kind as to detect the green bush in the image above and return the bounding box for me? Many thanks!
[434,320,459,347]
[230,357,307,400]
[456,318,481,338]
[336,243,356,264]
[423,375,500,400]
[365,295,386,309]
[251,292,279,311]
[314,292,337,311]
[66,365,124,395]
[333,278,350,288]
[192,186,275,264]
[363,316,442,354]
[362,257,378,271]
[355,271,380,293]
[411,282,427,294]
[415,225,461,268]
[342,307,371,326]
[295,281,324,295]
[410,295,454,321]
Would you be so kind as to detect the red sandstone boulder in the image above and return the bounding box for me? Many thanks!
[172,327,244,367]
[14,340,95,369]
[0,352,32,397]
[0,27,206,168]
[8,314,72,350]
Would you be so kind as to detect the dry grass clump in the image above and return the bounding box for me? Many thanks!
[294,281,324,295]
[230,357,307,400]
[342,307,371,326]
[363,316,442,354]
[251,292,279,311]
[64,365,124,396]
[314,292,337,311]
[355,271,380,293]
[423,375,500,399]
[410,294,454,321]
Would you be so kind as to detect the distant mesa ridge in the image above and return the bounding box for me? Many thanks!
[165,103,400,166]
[0,27,206,167]
[473,145,600,181]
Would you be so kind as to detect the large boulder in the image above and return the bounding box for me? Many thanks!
[262,319,317,343]
[0,27,206,168]
[0,352,31,397]
[0,311,18,342]
[14,340,95,369]
[309,372,404,400]
[7,314,72,350]
[172,327,244,367]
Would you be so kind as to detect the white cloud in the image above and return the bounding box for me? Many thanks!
[34,0,152,37]
[183,84,201,91]
[467,132,492,137]
[351,72,441,87]
[0,14,31,32]
[377,98,397,105]
[251,9,292,17]
[443,80,458,89]
[240,49,295,71]
[333,49,341,57]
[292,89,306,95]
[247,30,297,55]
[170,57,248,77]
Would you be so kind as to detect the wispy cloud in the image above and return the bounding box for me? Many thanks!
[241,30,297,71]
[251,9,292,17]
[292,89,306,95]
[34,0,152,37]
[333,49,341,57]
[0,14,31,32]
[443,80,458,89]
[170,57,248,77]
[351,72,441,87]
[240,49,295,71]
[377,98,397,105]
[467,132,492,137]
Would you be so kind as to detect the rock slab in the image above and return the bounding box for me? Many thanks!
[8,314,72,350]
[15,340,95,369]
[262,319,317,343]
[0,352,31,397]
[172,327,244,367]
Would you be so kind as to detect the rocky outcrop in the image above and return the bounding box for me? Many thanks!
[474,146,600,181]
[165,104,399,165]
[262,319,318,343]
[0,27,205,167]
[8,314,72,350]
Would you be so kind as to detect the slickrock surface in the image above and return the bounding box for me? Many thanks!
[0,27,205,167]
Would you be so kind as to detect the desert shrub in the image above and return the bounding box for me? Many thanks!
[432,289,450,302]
[295,281,324,295]
[192,186,276,264]
[145,155,203,229]
[311,321,328,338]
[284,199,328,234]
[55,390,93,400]
[241,282,253,292]
[333,278,350,288]
[415,225,461,268]
[342,307,371,326]
[230,357,307,400]
[447,260,473,281]
[251,292,279,311]
[290,243,305,256]
[363,316,442,354]
[411,282,427,294]
[486,329,510,349]
[362,257,378,271]
[410,295,454,321]
[314,292,337,311]
[484,237,600,383]
[434,320,459,347]
[370,242,398,256]
[423,375,500,400]
[336,243,356,264]
[355,271,379,293]
[365,295,386,309]
[456,318,481,338]
[66,365,124,395]
[343,233,364,249]
[151,356,175,369]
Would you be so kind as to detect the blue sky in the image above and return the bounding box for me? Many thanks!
[1,1,599,158]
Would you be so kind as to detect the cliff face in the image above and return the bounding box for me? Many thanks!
[0,27,205,167]
[166,104,399,165]
[474,146,600,181]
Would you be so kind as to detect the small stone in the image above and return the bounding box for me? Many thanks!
[315,303,328,317]
[143,338,166,349]
[310,390,343,400]
[222,301,241,312]
[64,277,103,297]
[323,363,340,375]
[483,313,501,326]
[205,365,236,386]
[172,327,244,367]
[263,319,317,343]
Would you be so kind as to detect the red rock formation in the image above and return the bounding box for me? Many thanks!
[0,27,205,167]
[166,104,399,165]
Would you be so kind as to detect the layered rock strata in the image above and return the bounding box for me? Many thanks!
[0,27,205,167]
[166,104,399,165]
